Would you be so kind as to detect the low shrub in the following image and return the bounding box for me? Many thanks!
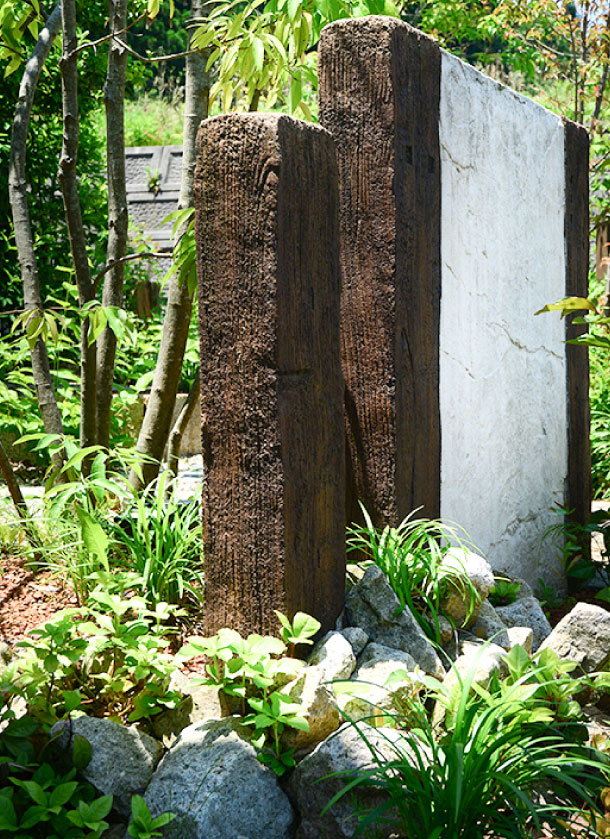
[331,646,608,839]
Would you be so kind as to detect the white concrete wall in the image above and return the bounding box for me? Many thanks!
[439,53,568,590]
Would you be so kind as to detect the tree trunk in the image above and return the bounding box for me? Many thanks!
[129,0,209,491]
[96,0,129,448]
[8,2,64,472]
[0,439,43,554]
[58,0,97,451]
[166,373,200,485]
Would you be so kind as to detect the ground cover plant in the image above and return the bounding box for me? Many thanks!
[332,645,610,839]
[347,504,479,642]
[177,611,321,775]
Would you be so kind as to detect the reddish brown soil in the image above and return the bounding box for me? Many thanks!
[0,552,78,644]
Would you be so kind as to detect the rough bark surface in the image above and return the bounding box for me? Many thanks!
[195,114,345,638]
[96,0,129,447]
[9,2,64,462]
[129,0,208,490]
[318,16,441,528]
[564,118,591,532]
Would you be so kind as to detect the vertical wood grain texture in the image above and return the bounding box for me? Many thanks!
[564,118,591,530]
[318,16,441,529]
[195,113,345,637]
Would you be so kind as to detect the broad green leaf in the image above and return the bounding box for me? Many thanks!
[75,504,109,570]
[535,296,596,316]
[49,782,78,808]
[72,734,92,770]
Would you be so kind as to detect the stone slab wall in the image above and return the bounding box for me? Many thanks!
[438,53,569,587]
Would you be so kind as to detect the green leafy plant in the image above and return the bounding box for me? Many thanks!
[108,471,203,611]
[5,592,184,726]
[488,577,521,607]
[540,504,610,600]
[0,696,113,839]
[179,611,320,775]
[346,504,479,642]
[127,795,176,839]
[330,650,607,839]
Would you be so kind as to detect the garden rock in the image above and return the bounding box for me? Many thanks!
[506,626,534,654]
[447,640,509,687]
[539,602,610,672]
[471,600,510,649]
[288,722,429,839]
[281,665,341,753]
[308,631,356,681]
[338,643,418,724]
[340,626,368,656]
[345,565,444,678]
[151,671,227,746]
[143,719,294,839]
[509,575,534,600]
[51,715,163,817]
[434,641,508,727]
[440,548,494,627]
[496,596,551,651]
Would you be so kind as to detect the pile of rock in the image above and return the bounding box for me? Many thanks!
[48,554,610,839]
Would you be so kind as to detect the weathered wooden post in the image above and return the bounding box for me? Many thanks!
[194,113,345,637]
[318,17,442,529]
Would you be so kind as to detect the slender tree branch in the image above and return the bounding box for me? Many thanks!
[68,12,146,57]
[8,1,65,473]
[114,37,201,63]
[0,439,43,555]
[58,0,98,451]
[96,0,130,449]
[129,0,210,490]
[166,373,201,487]
[92,251,169,295]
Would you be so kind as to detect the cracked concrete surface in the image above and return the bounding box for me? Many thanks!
[438,51,568,592]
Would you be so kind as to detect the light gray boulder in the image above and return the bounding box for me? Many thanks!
[51,716,163,818]
[496,596,551,651]
[308,631,356,681]
[444,641,509,690]
[151,670,227,746]
[434,641,508,727]
[345,566,444,678]
[439,548,494,627]
[470,600,510,650]
[143,719,294,839]
[338,643,418,724]
[538,602,610,672]
[506,626,534,654]
[340,627,369,657]
[288,722,429,839]
[281,666,341,753]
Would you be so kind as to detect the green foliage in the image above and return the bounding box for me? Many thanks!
[190,0,399,116]
[541,504,610,599]
[179,612,320,775]
[0,698,113,839]
[0,2,108,325]
[127,795,176,839]
[109,471,203,611]
[488,577,521,607]
[346,504,479,642]
[4,593,184,726]
[330,647,607,839]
